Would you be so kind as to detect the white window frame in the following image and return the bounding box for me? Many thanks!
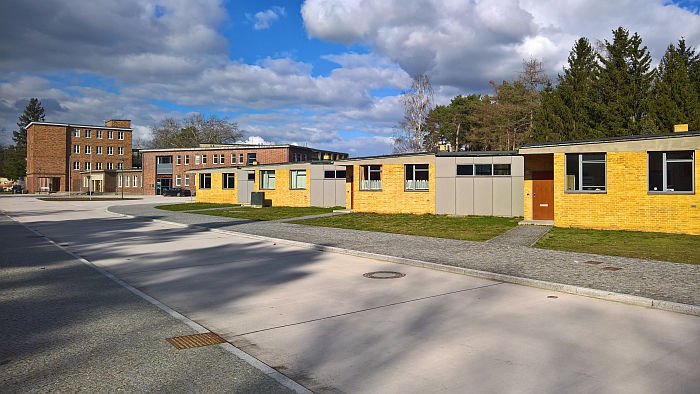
[360,165,382,191]
[117,131,124,140]
[222,173,235,189]
[176,155,181,165]
[184,155,190,165]
[107,162,113,170]
[260,170,276,190]
[213,154,219,164]
[73,145,80,154]
[648,151,695,193]
[404,164,429,191]
[195,154,201,165]
[118,175,122,187]
[107,131,113,139]
[184,175,190,186]
[85,162,91,171]
[133,175,139,188]
[96,146,102,155]
[290,169,306,190]
[231,153,235,164]
[202,154,207,164]
[117,162,124,170]
[107,146,113,155]
[175,175,182,186]
[85,145,92,155]
[219,154,225,164]
[85,129,91,138]
[73,129,80,137]
[125,175,130,187]
[95,162,102,170]
[565,153,607,193]
[238,153,244,164]
[96,130,102,139]
[73,161,80,170]
[118,147,124,156]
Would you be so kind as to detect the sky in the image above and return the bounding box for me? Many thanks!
[1,0,699,157]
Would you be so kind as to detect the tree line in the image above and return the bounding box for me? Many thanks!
[395,27,700,153]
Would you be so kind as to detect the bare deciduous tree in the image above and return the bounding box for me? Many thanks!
[148,114,243,148]
[393,74,434,153]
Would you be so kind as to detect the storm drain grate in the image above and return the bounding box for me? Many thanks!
[583,260,604,265]
[601,266,622,271]
[166,332,225,350]
[363,271,406,279]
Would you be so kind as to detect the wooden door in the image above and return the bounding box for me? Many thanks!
[532,171,554,220]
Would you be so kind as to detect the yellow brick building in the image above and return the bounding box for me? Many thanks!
[192,169,238,204]
[519,131,700,235]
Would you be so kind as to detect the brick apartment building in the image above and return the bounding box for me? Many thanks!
[25,119,137,193]
[140,144,348,195]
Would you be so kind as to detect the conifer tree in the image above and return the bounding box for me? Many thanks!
[651,39,700,131]
[13,98,45,149]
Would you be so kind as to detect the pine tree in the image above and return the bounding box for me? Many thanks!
[13,98,45,149]
[651,39,700,131]
[597,27,655,136]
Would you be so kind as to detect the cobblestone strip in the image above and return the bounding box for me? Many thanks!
[488,225,552,247]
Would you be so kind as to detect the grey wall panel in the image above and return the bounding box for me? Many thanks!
[473,177,493,215]
[335,180,346,207]
[492,177,512,216]
[435,157,456,178]
[511,176,525,216]
[323,180,335,207]
[473,156,493,164]
[310,166,324,180]
[310,179,324,206]
[435,178,456,214]
[455,177,474,215]
[511,156,525,176]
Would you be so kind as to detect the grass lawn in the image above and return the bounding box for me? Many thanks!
[155,202,239,211]
[195,206,334,221]
[292,213,520,241]
[535,227,700,264]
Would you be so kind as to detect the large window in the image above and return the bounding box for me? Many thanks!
[649,151,694,193]
[360,165,382,190]
[405,164,429,191]
[223,173,235,189]
[198,173,211,189]
[290,170,307,189]
[260,170,275,189]
[566,153,606,192]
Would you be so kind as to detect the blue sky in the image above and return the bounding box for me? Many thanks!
[1,0,699,156]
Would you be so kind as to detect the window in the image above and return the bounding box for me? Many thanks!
[649,151,694,193]
[96,146,103,155]
[493,164,511,176]
[195,154,201,165]
[118,147,124,155]
[85,145,92,155]
[456,164,473,176]
[184,155,190,165]
[107,146,113,155]
[73,161,80,170]
[303,154,308,161]
[95,162,102,170]
[336,170,347,178]
[202,154,207,164]
[118,175,122,187]
[475,164,492,176]
[85,162,91,171]
[260,170,276,189]
[231,153,235,164]
[85,129,91,138]
[213,154,219,164]
[125,175,130,187]
[238,153,244,164]
[247,172,255,181]
[107,131,113,139]
[566,153,606,192]
[290,170,306,189]
[360,165,382,190]
[199,173,211,189]
[219,154,225,164]
[73,129,80,137]
[107,162,113,170]
[184,175,190,186]
[405,164,429,191]
[73,145,80,154]
[176,155,181,165]
[175,175,181,186]
[133,175,139,188]
[223,173,235,189]
[247,152,256,165]
[324,170,346,179]
[117,131,124,140]
[117,162,124,170]
[96,130,102,139]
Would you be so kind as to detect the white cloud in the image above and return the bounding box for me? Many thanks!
[242,135,273,145]
[247,6,286,30]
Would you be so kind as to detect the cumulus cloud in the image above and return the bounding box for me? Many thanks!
[247,6,286,30]
[242,135,274,145]
[302,0,700,90]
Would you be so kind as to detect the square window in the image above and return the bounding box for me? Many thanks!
[260,170,275,189]
[649,151,694,192]
[566,153,606,192]
[290,170,306,189]
[247,153,257,165]
[223,173,235,189]
[73,129,80,137]
[360,165,382,190]
[405,164,429,190]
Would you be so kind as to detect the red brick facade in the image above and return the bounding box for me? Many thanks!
[140,145,347,195]
[25,120,133,193]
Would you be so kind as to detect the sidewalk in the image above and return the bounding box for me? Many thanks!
[0,215,293,393]
[109,204,700,307]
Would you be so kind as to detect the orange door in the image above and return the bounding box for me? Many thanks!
[532,171,554,220]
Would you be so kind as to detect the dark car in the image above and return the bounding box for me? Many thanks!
[162,187,191,197]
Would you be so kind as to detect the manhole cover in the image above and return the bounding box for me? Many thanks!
[601,267,622,271]
[166,332,225,349]
[547,295,558,299]
[363,271,405,279]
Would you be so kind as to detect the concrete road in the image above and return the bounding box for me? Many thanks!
[2,196,699,393]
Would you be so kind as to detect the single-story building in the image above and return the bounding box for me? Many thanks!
[189,162,346,207]
[335,151,524,216]
[77,169,144,194]
[519,130,699,235]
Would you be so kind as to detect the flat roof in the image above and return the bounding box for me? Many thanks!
[27,121,132,131]
[139,145,348,154]
[334,152,434,163]
[436,150,518,157]
[185,160,338,173]
[520,131,700,149]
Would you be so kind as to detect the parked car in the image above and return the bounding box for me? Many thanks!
[162,187,191,197]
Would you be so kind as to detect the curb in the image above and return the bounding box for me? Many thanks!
[107,207,700,317]
[7,213,313,394]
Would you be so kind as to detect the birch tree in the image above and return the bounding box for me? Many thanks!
[393,74,434,153]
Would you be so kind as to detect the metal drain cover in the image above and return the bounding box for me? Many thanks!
[167,332,225,349]
[363,271,406,279]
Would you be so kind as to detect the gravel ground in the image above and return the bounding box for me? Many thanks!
[0,214,294,394]
[109,204,700,306]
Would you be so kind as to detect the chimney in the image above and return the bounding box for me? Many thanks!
[105,119,131,128]
[673,124,689,133]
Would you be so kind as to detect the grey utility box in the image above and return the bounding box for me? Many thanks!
[250,192,265,207]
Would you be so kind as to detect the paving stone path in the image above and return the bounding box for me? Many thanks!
[488,224,552,247]
[109,204,700,306]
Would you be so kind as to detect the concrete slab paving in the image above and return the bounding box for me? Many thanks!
[2,196,699,393]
